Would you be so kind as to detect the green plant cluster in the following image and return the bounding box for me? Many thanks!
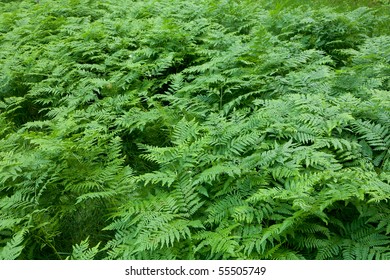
[0,0,389,260]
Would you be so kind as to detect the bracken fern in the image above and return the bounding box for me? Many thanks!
[1,0,389,259]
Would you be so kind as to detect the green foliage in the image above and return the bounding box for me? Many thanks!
[0,229,28,260]
[66,237,100,260]
[0,0,389,259]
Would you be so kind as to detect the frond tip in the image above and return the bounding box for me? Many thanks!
[0,229,28,260]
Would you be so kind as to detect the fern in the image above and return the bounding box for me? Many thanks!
[1,0,389,260]
[66,237,100,260]
[0,229,28,260]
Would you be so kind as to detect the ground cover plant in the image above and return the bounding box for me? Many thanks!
[0,0,389,260]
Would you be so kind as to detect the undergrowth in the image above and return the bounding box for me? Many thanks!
[0,0,389,260]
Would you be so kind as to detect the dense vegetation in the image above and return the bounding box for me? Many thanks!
[0,0,389,260]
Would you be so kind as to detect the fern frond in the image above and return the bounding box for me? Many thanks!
[0,229,28,260]
[67,237,100,260]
